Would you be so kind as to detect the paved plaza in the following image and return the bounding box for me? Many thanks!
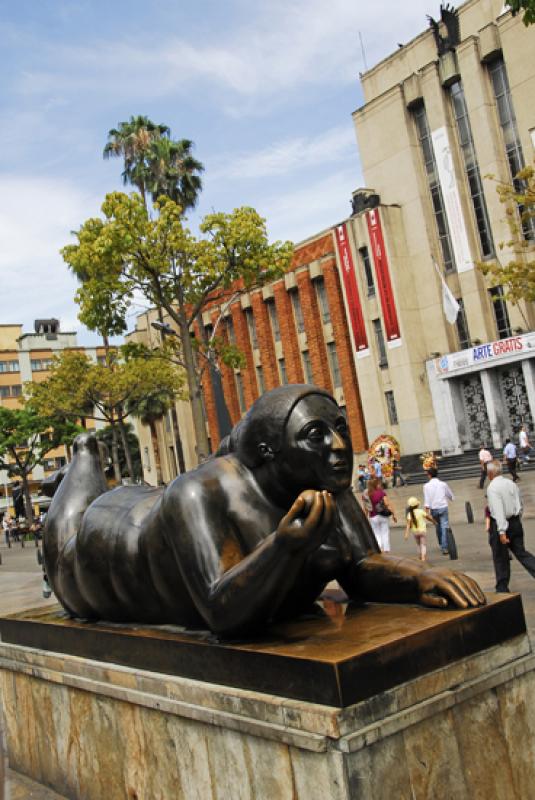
[2,470,535,797]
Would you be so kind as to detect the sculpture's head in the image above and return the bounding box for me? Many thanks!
[236,384,353,494]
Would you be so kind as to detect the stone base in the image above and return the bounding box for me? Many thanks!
[1,596,535,799]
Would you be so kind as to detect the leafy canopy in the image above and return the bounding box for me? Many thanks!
[507,0,535,25]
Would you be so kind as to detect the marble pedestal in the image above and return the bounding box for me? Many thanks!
[1,595,535,799]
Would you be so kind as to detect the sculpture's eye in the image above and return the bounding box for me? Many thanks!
[335,418,348,435]
[304,423,325,442]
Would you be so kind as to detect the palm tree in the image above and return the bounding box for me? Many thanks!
[147,137,204,211]
[103,116,170,207]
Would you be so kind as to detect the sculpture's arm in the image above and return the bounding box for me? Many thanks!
[333,491,485,609]
[163,482,334,635]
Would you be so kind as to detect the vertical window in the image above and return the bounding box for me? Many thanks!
[359,246,375,296]
[245,308,258,349]
[488,58,535,239]
[373,319,388,367]
[266,299,281,342]
[0,361,19,373]
[11,385,22,397]
[413,104,456,272]
[278,358,287,384]
[302,350,314,384]
[225,316,236,344]
[235,372,246,413]
[290,290,305,333]
[327,342,342,388]
[450,81,495,258]
[385,391,398,425]
[455,298,471,350]
[489,287,512,339]
[314,277,331,324]
[256,365,265,394]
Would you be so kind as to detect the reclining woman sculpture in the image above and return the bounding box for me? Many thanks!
[44,385,485,636]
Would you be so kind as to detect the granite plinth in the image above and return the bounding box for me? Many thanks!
[1,594,535,799]
[0,594,525,707]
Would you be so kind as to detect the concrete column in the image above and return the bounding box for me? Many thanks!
[522,358,535,426]
[480,369,506,449]
[425,362,462,455]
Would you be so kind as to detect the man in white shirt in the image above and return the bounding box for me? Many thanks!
[486,459,535,592]
[518,426,531,464]
[424,468,454,555]
[478,444,493,489]
[503,438,519,482]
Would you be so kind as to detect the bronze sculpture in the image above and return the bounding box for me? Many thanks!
[44,385,485,636]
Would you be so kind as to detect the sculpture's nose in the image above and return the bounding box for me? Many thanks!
[331,429,345,451]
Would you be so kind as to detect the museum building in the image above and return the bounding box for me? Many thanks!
[329,0,535,455]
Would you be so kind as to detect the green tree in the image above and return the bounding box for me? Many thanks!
[479,164,535,304]
[0,406,81,524]
[96,422,142,482]
[103,116,204,211]
[61,193,293,462]
[507,0,535,25]
[28,348,185,482]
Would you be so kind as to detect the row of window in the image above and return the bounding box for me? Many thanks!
[414,57,534,278]
[30,358,54,371]
[0,360,19,373]
[0,385,22,399]
[42,457,66,472]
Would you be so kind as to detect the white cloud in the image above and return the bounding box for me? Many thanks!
[0,175,101,338]
[211,125,356,180]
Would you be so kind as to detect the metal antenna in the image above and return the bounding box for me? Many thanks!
[358,31,368,72]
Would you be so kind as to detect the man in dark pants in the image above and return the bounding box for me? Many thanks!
[487,460,535,592]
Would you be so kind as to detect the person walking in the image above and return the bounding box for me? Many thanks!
[392,457,406,487]
[486,459,535,593]
[364,476,396,553]
[503,438,519,482]
[518,425,532,464]
[404,497,435,561]
[424,467,454,555]
[478,444,493,489]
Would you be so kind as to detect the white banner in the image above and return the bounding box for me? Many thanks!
[431,127,473,273]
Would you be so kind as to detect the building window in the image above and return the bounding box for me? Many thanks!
[290,290,305,334]
[373,319,388,368]
[314,277,331,324]
[385,391,398,425]
[11,385,22,397]
[256,365,265,394]
[489,287,512,339]
[0,385,22,399]
[302,350,314,384]
[225,316,236,344]
[455,298,471,350]
[43,457,66,472]
[278,358,287,384]
[30,359,54,371]
[488,58,535,240]
[0,361,19,373]
[245,308,258,349]
[266,299,281,342]
[235,372,246,413]
[450,81,495,258]
[359,247,375,296]
[327,342,342,388]
[413,104,456,272]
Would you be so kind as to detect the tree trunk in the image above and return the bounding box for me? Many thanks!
[21,476,34,526]
[178,316,210,463]
[118,417,135,478]
[109,420,122,483]
[171,407,186,473]
[149,420,163,484]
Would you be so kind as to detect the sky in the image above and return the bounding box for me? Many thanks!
[0,0,442,345]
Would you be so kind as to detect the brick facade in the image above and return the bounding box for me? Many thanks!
[202,232,368,454]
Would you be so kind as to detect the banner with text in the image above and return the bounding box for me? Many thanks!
[366,209,402,348]
[431,126,473,273]
[335,223,369,356]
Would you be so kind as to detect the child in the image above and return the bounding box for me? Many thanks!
[405,496,434,561]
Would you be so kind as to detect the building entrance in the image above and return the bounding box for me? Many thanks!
[498,365,533,437]
[461,375,492,447]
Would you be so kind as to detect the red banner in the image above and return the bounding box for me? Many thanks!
[334,223,369,353]
[366,209,401,344]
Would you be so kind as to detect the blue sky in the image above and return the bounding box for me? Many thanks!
[0,0,440,344]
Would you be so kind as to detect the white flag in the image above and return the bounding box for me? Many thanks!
[433,258,460,324]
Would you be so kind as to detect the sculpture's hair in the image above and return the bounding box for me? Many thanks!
[234,384,335,468]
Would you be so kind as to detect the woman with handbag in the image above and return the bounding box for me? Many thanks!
[365,476,397,552]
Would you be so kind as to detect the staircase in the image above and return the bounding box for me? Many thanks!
[402,449,535,486]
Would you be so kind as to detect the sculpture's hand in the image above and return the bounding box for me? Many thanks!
[276,490,333,554]
[416,567,486,609]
